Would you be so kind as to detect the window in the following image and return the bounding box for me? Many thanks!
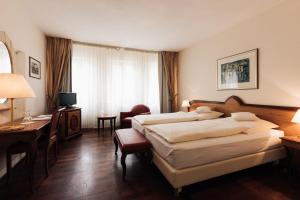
[72,43,160,128]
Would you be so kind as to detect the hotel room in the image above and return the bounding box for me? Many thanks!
[0,0,300,199]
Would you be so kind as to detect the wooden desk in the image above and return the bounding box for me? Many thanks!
[0,120,51,147]
[0,119,51,189]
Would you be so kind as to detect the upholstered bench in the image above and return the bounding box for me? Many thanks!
[113,128,152,180]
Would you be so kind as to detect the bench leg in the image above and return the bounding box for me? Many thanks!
[121,153,127,180]
[113,136,118,155]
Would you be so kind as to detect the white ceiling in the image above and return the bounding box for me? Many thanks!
[20,0,284,51]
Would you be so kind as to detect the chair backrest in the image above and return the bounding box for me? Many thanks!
[48,108,65,140]
[131,104,150,116]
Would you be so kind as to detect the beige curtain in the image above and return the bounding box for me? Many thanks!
[46,36,72,112]
[161,51,179,112]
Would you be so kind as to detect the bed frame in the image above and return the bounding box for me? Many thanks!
[152,96,299,194]
[153,148,285,194]
[190,96,299,136]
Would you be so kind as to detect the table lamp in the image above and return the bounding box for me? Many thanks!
[0,73,36,124]
[291,109,300,123]
[181,100,190,112]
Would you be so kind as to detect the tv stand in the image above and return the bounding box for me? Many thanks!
[65,105,75,109]
[59,107,82,140]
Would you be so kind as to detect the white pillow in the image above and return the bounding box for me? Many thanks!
[235,119,279,134]
[196,106,212,113]
[231,112,259,121]
[198,111,224,120]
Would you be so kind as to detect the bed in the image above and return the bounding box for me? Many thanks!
[137,96,300,194]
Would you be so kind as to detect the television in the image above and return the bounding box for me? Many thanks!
[59,92,77,107]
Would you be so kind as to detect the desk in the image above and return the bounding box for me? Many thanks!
[0,120,51,147]
[0,119,50,189]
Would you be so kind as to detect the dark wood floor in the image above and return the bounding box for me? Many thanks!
[1,129,300,200]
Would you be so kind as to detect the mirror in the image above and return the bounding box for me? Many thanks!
[0,42,12,73]
[0,32,14,104]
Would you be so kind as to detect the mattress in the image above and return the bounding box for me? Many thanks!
[145,129,284,170]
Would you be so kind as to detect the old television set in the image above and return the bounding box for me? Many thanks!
[59,92,77,108]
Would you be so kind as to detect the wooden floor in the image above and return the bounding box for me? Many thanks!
[1,129,300,200]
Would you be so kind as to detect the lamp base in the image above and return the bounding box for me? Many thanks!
[0,124,25,133]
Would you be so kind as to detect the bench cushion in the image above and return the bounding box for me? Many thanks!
[115,128,151,153]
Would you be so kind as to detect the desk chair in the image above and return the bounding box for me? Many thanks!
[39,108,64,177]
[6,108,64,190]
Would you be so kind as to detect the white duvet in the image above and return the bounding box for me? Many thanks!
[146,118,248,143]
[133,111,222,125]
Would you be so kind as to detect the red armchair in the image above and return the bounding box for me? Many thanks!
[120,104,151,128]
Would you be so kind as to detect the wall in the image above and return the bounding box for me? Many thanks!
[0,0,46,177]
[179,0,300,107]
[0,0,46,124]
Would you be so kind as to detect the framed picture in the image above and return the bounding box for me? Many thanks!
[217,49,258,90]
[29,56,41,79]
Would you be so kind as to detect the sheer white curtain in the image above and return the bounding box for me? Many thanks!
[72,43,160,128]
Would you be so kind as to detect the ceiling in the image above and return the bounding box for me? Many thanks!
[20,0,284,51]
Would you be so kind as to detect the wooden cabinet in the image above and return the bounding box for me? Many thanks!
[59,107,82,140]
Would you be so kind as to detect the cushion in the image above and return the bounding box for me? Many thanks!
[195,106,212,113]
[231,112,259,121]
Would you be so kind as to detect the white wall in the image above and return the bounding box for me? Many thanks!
[0,0,46,124]
[179,0,300,107]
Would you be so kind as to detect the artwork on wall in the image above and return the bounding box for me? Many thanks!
[217,49,258,90]
[29,56,41,79]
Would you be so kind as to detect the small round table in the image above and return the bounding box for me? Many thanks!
[97,114,117,136]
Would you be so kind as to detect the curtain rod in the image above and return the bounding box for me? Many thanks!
[73,41,159,53]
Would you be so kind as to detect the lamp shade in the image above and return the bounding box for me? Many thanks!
[181,100,190,107]
[0,73,36,98]
[292,109,300,123]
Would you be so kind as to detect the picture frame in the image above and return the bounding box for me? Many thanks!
[29,56,41,79]
[217,49,258,90]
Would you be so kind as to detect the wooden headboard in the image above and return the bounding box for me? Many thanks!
[190,96,300,136]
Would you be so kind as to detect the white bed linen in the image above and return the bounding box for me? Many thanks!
[145,129,283,170]
[133,112,197,125]
[133,111,222,125]
[146,118,248,143]
[132,112,222,135]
